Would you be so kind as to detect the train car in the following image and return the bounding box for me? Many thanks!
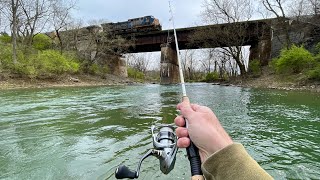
[102,16,162,34]
[129,15,161,31]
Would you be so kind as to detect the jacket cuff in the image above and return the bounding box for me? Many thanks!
[201,143,273,180]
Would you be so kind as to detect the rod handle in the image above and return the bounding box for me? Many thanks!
[186,141,203,177]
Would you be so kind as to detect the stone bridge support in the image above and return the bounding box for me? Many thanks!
[90,51,127,78]
[160,44,179,84]
[108,56,128,77]
[249,38,272,66]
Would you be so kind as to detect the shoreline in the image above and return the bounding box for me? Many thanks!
[0,74,140,90]
[1,74,319,93]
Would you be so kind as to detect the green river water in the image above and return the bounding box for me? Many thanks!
[0,84,319,180]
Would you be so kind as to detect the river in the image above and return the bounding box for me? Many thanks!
[0,84,319,180]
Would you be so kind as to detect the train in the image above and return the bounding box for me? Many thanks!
[102,15,162,34]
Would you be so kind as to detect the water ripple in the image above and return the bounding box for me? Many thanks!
[0,85,319,179]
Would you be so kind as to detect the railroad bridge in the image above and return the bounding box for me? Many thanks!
[63,16,320,84]
[128,19,272,84]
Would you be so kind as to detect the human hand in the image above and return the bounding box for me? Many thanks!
[175,97,233,163]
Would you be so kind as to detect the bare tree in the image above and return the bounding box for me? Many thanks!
[199,48,218,74]
[261,0,293,48]
[51,0,76,54]
[11,0,19,64]
[192,0,253,76]
[307,0,320,15]
[127,53,151,73]
[0,0,20,64]
[17,0,53,45]
[181,49,199,80]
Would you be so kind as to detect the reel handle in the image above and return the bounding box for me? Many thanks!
[115,165,138,179]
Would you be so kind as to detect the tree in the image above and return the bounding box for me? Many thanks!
[192,0,253,76]
[127,53,152,74]
[96,25,135,64]
[199,48,221,74]
[11,0,19,64]
[181,50,199,81]
[17,0,52,46]
[308,0,320,15]
[289,0,320,26]
[261,0,292,49]
[51,0,76,54]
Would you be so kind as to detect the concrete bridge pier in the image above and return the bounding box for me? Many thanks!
[108,56,128,78]
[249,38,272,66]
[160,44,179,84]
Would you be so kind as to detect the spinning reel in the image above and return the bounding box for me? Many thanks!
[115,125,178,179]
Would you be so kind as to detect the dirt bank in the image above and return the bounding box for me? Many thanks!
[230,68,320,93]
[0,74,140,90]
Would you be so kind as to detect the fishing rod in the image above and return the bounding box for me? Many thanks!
[169,1,204,179]
[114,1,203,179]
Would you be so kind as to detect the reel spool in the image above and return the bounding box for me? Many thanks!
[115,125,178,179]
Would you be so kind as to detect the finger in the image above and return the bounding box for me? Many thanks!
[177,100,194,119]
[177,137,190,148]
[191,104,201,111]
[174,115,185,127]
[177,97,191,110]
[176,127,189,138]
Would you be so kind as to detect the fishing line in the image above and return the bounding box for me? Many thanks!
[114,1,202,179]
[168,1,203,179]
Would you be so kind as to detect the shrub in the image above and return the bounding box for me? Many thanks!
[0,44,14,70]
[273,45,315,74]
[0,43,25,71]
[315,42,320,54]
[89,63,99,75]
[248,59,261,77]
[0,34,11,44]
[32,34,52,50]
[307,65,320,81]
[205,72,219,82]
[88,63,109,75]
[38,50,79,75]
[15,50,79,78]
[128,67,144,80]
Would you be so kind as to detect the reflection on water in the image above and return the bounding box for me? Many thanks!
[0,84,319,179]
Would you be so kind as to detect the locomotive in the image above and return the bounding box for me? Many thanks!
[102,15,162,34]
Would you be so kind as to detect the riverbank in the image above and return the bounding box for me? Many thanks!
[0,74,139,90]
[230,68,320,92]
[1,72,320,92]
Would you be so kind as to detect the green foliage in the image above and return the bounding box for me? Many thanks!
[0,44,13,70]
[128,67,144,80]
[0,43,25,71]
[315,42,320,54]
[32,34,52,50]
[315,54,320,63]
[0,34,11,44]
[0,45,79,78]
[273,45,316,74]
[307,65,320,81]
[205,72,219,82]
[34,50,79,77]
[248,59,261,77]
[88,63,109,75]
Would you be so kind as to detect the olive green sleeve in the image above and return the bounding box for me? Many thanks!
[201,143,273,180]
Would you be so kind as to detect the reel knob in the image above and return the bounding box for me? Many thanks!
[115,165,138,179]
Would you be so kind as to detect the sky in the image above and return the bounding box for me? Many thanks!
[72,0,251,71]
[73,0,203,29]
